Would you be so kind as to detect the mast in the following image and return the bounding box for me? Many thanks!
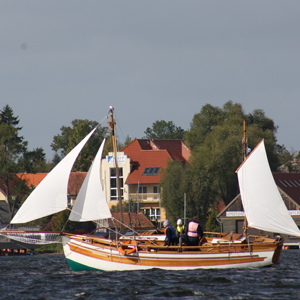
[241,119,248,236]
[242,119,248,161]
[108,106,124,230]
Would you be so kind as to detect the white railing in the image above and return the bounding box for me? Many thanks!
[129,193,160,203]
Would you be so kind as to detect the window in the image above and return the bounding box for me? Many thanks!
[110,167,123,201]
[142,167,160,176]
[139,186,147,194]
[153,186,158,193]
[143,208,161,221]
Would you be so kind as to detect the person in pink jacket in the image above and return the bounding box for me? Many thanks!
[186,216,203,246]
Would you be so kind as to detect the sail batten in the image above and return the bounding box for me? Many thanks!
[237,140,300,237]
[69,139,112,221]
[11,126,99,224]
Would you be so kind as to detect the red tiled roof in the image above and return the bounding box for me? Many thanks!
[109,211,155,229]
[17,173,47,187]
[273,173,300,205]
[68,172,87,195]
[121,139,190,185]
[0,174,28,198]
[17,172,87,195]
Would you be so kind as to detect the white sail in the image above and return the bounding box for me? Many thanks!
[11,126,99,224]
[237,140,300,237]
[69,139,112,221]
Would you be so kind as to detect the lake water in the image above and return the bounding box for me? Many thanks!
[1,250,300,300]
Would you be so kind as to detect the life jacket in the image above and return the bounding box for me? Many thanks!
[164,225,176,241]
[177,225,185,233]
[187,221,199,237]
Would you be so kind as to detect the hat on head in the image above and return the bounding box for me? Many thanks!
[177,219,183,225]
[163,219,170,227]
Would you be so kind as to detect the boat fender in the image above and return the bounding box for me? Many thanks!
[118,240,137,255]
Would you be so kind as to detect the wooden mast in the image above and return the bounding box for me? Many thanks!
[108,106,124,231]
[242,119,248,236]
[242,119,248,161]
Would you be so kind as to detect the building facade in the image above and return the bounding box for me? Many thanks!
[101,139,191,223]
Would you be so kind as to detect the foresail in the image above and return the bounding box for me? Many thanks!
[237,140,300,237]
[69,139,112,222]
[11,126,99,224]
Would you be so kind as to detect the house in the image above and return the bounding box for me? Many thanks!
[217,172,300,247]
[101,139,191,223]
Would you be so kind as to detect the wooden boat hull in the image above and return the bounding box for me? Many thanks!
[62,235,283,271]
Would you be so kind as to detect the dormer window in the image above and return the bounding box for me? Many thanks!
[142,167,160,176]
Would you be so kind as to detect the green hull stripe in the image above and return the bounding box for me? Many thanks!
[66,258,103,271]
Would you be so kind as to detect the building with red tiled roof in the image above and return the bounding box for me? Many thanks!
[101,139,191,223]
[17,173,47,187]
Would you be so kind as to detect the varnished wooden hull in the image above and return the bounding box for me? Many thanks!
[62,234,283,271]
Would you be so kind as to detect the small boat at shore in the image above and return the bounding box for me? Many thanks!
[7,108,300,270]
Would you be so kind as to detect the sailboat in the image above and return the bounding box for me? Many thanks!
[7,108,300,270]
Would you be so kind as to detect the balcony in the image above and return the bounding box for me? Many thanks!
[129,193,160,203]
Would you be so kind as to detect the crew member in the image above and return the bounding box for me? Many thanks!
[176,219,185,246]
[186,216,203,246]
[163,219,178,246]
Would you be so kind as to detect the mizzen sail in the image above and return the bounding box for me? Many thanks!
[11,126,99,224]
[237,140,300,237]
[69,139,112,221]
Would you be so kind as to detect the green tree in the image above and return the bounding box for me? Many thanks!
[51,119,108,171]
[18,147,50,173]
[160,161,186,226]
[205,207,221,232]
[161,101,281,229]
[0,105,27,218]
[119,135,132,149]
[144,120,185,139]
[184,104,224,150]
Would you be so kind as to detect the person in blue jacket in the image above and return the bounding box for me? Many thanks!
[163,219,178,246]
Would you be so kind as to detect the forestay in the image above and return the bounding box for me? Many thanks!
[11,126,99,224]
[237,140,300,237]
[69,139,112,221]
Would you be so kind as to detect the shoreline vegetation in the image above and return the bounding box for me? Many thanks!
[33,243,63,255]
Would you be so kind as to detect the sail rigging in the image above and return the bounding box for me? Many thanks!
[237,140,300,237]
[11,125,99,224]
[69,139,112,221]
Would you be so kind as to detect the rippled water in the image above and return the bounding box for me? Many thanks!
[1,250,300,300]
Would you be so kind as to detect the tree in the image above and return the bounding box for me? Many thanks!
[0,105,27,218]
[18,147,50,173]
[276,145,298,173]
[0,105,50,219]
[119,135,132,149]
[160,161,186,226]
[144,120,185,139]
[161,101,281,230]
[51,119,108,171]
[205,207,221,232]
